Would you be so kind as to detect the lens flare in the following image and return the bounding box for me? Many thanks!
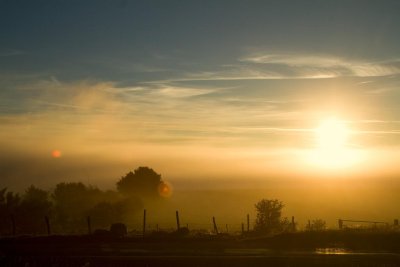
[158,182,172,198]
[52,150,62,158]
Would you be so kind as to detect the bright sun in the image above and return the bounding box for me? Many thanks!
[310,117,362,169]
[316,118,349,151]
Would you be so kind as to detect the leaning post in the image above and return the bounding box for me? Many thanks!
[212,216,219,234]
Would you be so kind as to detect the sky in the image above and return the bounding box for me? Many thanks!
[1,0,400,192]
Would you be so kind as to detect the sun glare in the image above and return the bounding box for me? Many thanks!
[309,117,363,169]
[316,118,349,150]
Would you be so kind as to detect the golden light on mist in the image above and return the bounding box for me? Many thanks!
[158,182,173,198]
[51,150,62,158]
[308,117,364,169]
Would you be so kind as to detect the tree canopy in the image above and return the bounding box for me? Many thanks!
[0,166,166,235]
[116,167,164,198]
[254,199,285,234]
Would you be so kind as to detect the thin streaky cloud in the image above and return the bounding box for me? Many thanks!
[230,127,314,133]
[240,53,400,78]
[357,80,374,85]
[240,54,345,67]
[31,99,96,110]
[151,86,217,98]
[141,57,400,84]
[110,83,229,99]
[141,73,336,84]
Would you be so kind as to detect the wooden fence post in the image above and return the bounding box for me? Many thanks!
[212,216,218,234]
[338,219,343,229]
[291,216,296,232]
[45,216,51,236]
[247,214,250,232]
[10,214,16,236]
[175,210,180,230]
[143,209,146,237]
[87,216,92,235]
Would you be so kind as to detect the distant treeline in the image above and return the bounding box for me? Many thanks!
[0,167,166,235]
[1,166,397,237]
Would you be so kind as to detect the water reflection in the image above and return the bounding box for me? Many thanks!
[315,248,349,255]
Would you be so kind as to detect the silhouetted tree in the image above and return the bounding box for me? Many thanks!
[0,188,10,234]
[116,167,164,198]
[0,188,21,235]
[88,196,143,229]
[18,185,53,234]
[51,182,143,233]
[87,202,122,228]
[52,182,109,232]
[5,191,21,212]
[254,199,284,234]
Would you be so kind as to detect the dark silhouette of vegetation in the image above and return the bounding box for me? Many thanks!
[87,202,127,229]
[254,199,285,234]
[306,219,327,231]
[87,197,142,229]
[0,166,163,235]
[110,223,127,237]
[173,227,190,237]
[19,186,52,234]
[0,188,19,235]
[0,168,398,244]
[116,166,165,198]
[52,182,132,232]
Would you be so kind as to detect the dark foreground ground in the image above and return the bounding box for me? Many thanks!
[1,231,400,266]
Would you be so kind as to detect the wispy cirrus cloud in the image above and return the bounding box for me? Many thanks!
[0,77,311,146]
[148,53,400,83]
[240,53,400,78]
[1,66,400,153]
[241,54,344,67]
